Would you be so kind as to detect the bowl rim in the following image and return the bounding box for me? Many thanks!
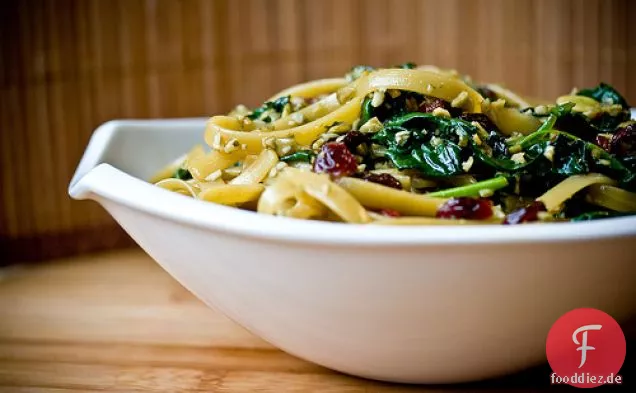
[69,117,636,247]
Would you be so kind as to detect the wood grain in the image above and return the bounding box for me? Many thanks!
[0,0,633,263]
[0,248,596,392]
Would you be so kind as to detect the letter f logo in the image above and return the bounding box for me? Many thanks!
[572,324,602,368]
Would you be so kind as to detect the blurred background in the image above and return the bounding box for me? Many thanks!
[1,0,634,264]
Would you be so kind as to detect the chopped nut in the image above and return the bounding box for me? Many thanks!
[371,90,386,107]
[430,136,443,147]
[462,156,474,172]
[290,112,304,125]
[432,107,451,118]
[451,91,469,108]
[479,188,494,198]
[320,133,339,141]
[205,169,223,182]
[212,133,222,150]
[471,121,489,139]
[359,117,383,134]
[223,138,240,153]
[279,145,292,155]
[598,159,611,166]
[262,137,276,149]
[394,130,410,146]
[370,144,387,158]
[291,96,306,110]
[252,119,267,129]
[511,152,526,164]
[543,145,555,162]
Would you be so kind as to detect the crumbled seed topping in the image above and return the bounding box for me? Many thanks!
[432,107,451,118]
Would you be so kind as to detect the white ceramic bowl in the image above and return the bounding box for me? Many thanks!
[69,117,636,384]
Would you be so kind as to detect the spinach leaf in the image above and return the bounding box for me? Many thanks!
[374,111,636,192]
[373,113,467,176]
[247,95,291,122]
[382,112,474,141]
[173,168,192,180]
[359,96,374,125]
[553,135,589,176]
[385,139,464,177]
[577,83,629,109]
[280,150,315,163]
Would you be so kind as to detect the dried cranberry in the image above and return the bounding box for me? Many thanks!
[595,134,612,152]
[379,208,401,217]
[502,201,547,225]
[362,173,402,190]
[459,113,498,132]
[313,142,358,177]
[436,197,493,220]
[610,123,636,157]
[418,97,452,113]
[342,131,370,152]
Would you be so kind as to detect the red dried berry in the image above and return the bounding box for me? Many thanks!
[418,97,451,114]
[313,142,358,177]
[436,197,493,220]
[502,201,547,225]
[379,208,401,217]
[362,173,403,190]
[342,131,370,152]
[609,123,636,157]
[595,134,612,152]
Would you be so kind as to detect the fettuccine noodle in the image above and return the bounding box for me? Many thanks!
[151,63,636,224]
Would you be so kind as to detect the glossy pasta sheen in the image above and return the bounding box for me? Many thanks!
[152,64,636,225]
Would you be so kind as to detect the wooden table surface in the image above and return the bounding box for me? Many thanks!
[0,249,628,392]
